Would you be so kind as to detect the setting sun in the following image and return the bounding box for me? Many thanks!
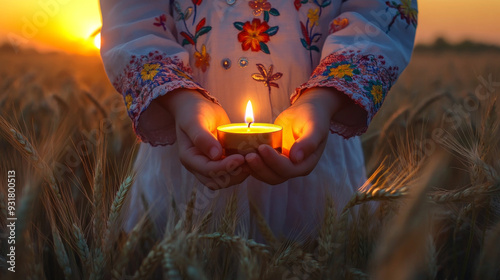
[93,33,101,49]
[0,0,499,54]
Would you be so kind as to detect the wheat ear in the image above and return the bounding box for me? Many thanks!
[250,201,277,247]
[72,223,90,269]
[218,192,238,235]
[132,243,164,280]
[162,245,182,280]
[92,159,104,248]
[0,118,62,201]
[114,217,152,276]
[317,195,337,264]
[52,228,73,280]
[198,233,270,256]
[184,188,197,231]
[103,175,133,253]
[341,186,408,215]
[429,182,499,203]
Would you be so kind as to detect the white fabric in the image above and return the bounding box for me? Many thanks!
[100,0,417,239]
[125,134,365,240]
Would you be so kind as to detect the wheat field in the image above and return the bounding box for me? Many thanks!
[0,47,500,280]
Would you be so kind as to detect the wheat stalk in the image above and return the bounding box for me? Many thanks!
[429,183,500,203]
[0,118,63,201]
[93,159,104,249]
[72,223,90,270]
[218,192,238,235]
[342,187,408,215]
[89,248,104,280]
[250,201,277,247]
[103,175,133,253]
[114,217,152,277]
[52,228,73,280]
[198,232,270,257]
[426,235,438,280]
[162,245,182,280]
[197,210,213,233]
[132,243,163,280]
[317,195,336,264]
[184,188,197,231]
[132,221,182,280]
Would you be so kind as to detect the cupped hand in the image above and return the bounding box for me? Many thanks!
[159,89,250,189]
[245,88,349,185]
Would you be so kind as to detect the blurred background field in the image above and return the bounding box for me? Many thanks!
[1,0,500,278]
[0,40,500,279]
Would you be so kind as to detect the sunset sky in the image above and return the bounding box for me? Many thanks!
[1,0,499,55]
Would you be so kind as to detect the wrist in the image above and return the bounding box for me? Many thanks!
[157,89,207,116]
[295,87,350,119]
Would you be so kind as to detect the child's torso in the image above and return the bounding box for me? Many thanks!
[168,0,342,122]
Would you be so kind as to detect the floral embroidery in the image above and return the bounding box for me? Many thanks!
[172,68,193,81]
[327,64,359,80]
[248,0,271,16]
[329,18,349,33]
[297,0,332,68]
[194,44,210,72]
[368,83,384,105]
[385,0,418,33]
[307,8,320,26]
[292,50,399,137]
[114,51,217,146]
[235,0,279,54]
[153,14,167,31]
[234,19,278,54]
[191,0,203,24]
[141,63,160,81]
[251,64,283,118]
[125,94,133,111]
[248,0,280,21]
[174,1,212,72]
[294,0,307,11]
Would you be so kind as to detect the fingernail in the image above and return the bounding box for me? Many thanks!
[246,153,256,162]
[209,147,219,160]
[258,145,268,154]
[294,150,304,163]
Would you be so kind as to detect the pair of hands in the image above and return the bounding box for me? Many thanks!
[157,87,349,190]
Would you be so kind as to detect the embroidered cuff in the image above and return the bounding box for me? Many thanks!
[114,51,218,146]
[291,50,399,139]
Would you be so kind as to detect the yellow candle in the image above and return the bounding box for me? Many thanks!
[217,101,282,156]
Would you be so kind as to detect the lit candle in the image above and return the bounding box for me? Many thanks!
[217,101,282,156]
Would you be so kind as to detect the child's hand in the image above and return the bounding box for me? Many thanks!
[159,89,250,189]
[245,88,349,185]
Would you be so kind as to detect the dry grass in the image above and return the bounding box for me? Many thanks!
[1,49,500,279]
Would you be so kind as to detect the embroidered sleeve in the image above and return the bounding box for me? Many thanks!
[291,0,418,139]
[100,0,218,146]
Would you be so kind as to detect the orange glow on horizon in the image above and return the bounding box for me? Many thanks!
[0,0,102,54]
[0,0,499,55]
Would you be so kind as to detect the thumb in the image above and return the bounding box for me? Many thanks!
[289,125,326,164]
[182,120,222,160]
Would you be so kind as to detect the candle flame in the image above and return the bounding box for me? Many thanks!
[245,100,254,124]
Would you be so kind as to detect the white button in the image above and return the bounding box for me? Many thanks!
[226,0,236,5]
